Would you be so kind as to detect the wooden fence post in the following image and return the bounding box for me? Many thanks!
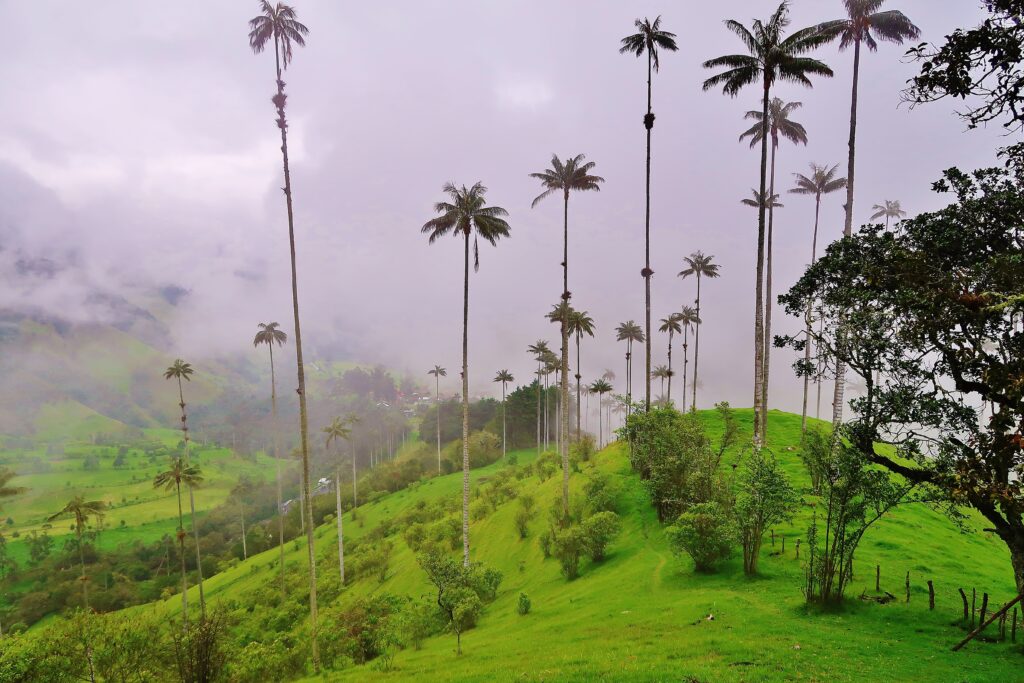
[928,580,935,610]
[952,594,1023,651]
[1012,608,1018,643]
[876,565,880,592]
[959,588,969,623]
[980,593,989,629]
[999,605,1007,641]
[972,589,977,627]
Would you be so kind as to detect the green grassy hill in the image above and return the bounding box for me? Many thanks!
[133,409,1021,682]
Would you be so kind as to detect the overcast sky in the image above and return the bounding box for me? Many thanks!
[0,1,1013,414]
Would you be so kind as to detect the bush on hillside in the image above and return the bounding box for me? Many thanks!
[666,502,736,572]
[581,511,620,562]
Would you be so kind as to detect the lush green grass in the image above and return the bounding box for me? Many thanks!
[137,411,1024,681]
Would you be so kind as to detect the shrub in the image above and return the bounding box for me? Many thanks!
[229,638,303,683]
[404,523,428,552]
[517,592,531,616]
[469,499,491,522]
[448,587,482,655]
[666,502,736,572]
[468,431,502,468]
[417,550,502,656]
[570,434,596,463]
[551,525,587,579]
[533,451,559,481]
[539,528,553,558]
[401,598,443,650]
[735,450,798,575]
[582,511,620,562]
[583,470,621,514]
[514,509,532,539]
[327,594,402,665]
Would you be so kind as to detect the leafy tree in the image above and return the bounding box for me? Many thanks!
[422,182,511,567]
[904,0,1024,132]
[735,450,798,574]
[581,511,620,562]
[667,502,736,572]
[703,1,834,446]
[621,17,678,410]
[247,1,320,668]
[678,252,721,412]
[164,359,206,618]
[816,0,920,428]
[789,163,847,431]
[427,365,447,473]
[154,457,203,627]
[493,370,513,458]
[417,550,501,655]
[549,524,587,579]
[26,530,53,566]
[48,496,107,610]
[545,300,574,515]
[780,157,1024,595]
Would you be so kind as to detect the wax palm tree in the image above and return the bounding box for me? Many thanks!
[789,164,847,433]
[531,155,603,493]
[658,313,682,404]
[427,365,447,473]
[541,350,560,452]
[677,306,699,412]
[870,199,906,228]
[0,468,25,506]
[615,321,644,409]
[567,309,595,439]
[248,2,319,667]
[703,0,835,446]
[652,365,670,397]
[324,416,355,585]
[589,379,613,448]
[48,496,106,611]
[527,341,550,455]
[422,182,511,567]
[678,253,721,412]
[231,477,252,560]
[253,321,288,591]
[154,458,202,627]
[621,17,678,410]
[817,0,920,429]
[493,370,514,458]
[163,360,206,618]
[740,98,807,433]
[546,301,574,515]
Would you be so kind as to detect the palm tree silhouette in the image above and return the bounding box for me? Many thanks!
[493,370,514,458]
[324,416,356,585]
[621,16,678,411]
[541,349,560,452]
[678,253,721,412]
[163,359,206,619]
[527,340,550,455]
[677,306,700,412]
[422,181,511,567]
[427,365,447,473]
[817,0,920,429]
[790,163,847,432]
[703,0,834,446]
[589,379,613,448]
[567,309,596,439]
[870,199,906,228]
[48,496,107,612]
[546,301,575,514]
[253,321,288,592]
[531,155,603,487]
[741,98,807,433]
[615,321,644,411]
[247,3,319,666]
[153,458,201,628]
[652,365,670,397]
[658,314,682,404]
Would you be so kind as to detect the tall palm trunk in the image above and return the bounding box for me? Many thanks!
[752,76,770,448]
[268,344,285,595]
[801,192,822,434]
[76,520,89,610]
[666,330,674,403]
[342,466,350,585]
[833,37,862,433]
[760,136,779,438]
[535,365,541,454]
[435,375,441,473]
[175,483,188,629]
[176,377,205,619]
[501,381,507,458]
[460,230,471,567]
[681,326,689,412]
[692,275,703,412]
[575,333,582,440]
[559,191,571,516]
[239,501,247,560]
[272,34,319,669]
[643,50,654,411]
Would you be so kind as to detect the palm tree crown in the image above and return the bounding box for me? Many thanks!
[741,189,785,209]
[870,199,906,223]
[528,340,551,358]
[790,163,848,197]
[620,16,679,71]
[323,416,355,450]
[163,359,193,383]
[818,1,921,52]
[530,155,604,208]
[740,98,808,148]
[494,370,514,385]
[659,314,682,336]
[568,310,596,339]
[248,1,309,68]
[154,457,204,492]
[428,365,447,379]
[679,252,722,282]
[679,306,700,328]
[48,496,107,530]
[421,182,511,271]
[615,321,645,344]
[254,321,288,348]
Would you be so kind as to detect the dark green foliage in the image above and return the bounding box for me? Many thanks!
[467,431,502,469]
[418,398,499,447]
[735,450,798,575]
[666,502,736,572]
[549,525,587,579]
[582,470,621,515]
[26,531,53,566]
[581,511,621,562]
[570,434,596,463]
[416,550,502,655]
[533,450,560,482]
[798,429,830,495]
[326,594,402,666]
[517,592,531,616]
[172,608,231,683]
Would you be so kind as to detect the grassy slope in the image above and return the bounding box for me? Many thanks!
[148,410,1021,682]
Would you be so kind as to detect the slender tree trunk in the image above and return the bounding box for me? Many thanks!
[666,331,673,403]
[833,38,862,433]
[352,450,358,510]
[560,191,571,515]
[643,51,654,412]
[175,485,188,630]
[269,345,285,596]
[801,194,822,434]
[239,502,247,560]
[575,334,582,440]
[597,393,602,448]
[272,36,319,670]
[681,326,689,413]
[761,138,779,439]
[435,376,441,473]
[752,77,770,448]
[342,464,350,589]
[536,365,541,455]
[502,382,507,458]
[177,377,206,619]
[461,231,471,567]
[693,275,702,412]
[76,523,89,610]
